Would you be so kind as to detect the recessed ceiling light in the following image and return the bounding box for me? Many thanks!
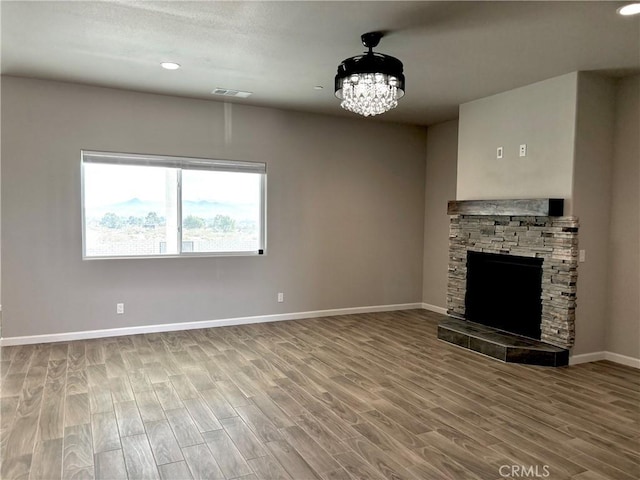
[160,62,181,70]
[618,3,640,15]
[314,85,323,90]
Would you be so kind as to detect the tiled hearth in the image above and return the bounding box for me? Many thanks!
[439,200,579,366]
[438,317,569,367]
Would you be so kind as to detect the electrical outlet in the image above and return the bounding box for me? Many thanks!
[277,292,284,303]
[496,146,503,159]
[519,144,527,157]
[116,303,124,314]
[579,250,586,263]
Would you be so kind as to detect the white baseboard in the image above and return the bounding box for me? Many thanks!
[5,303,637,370]
[570,351,640,369]
[569,351,606,365]
[0,302,423,347]
[421,303,448,315]
[602,351,640,369]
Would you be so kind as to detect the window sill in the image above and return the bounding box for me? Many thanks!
[82,251,266,260]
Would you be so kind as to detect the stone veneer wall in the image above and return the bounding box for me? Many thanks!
[447,215,579,348]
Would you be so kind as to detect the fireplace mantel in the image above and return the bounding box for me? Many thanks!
[447,198,564,217]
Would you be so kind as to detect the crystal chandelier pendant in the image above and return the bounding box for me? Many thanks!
[334,32,405,117]
[340,73,400,117]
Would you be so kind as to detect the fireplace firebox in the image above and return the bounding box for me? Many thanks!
[465,251,543,340]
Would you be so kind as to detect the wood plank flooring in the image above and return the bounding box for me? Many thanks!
[1,310,638,479]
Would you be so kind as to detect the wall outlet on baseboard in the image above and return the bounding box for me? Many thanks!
[116,303,124,314]
[277,292,284,303]
[579,250,586,263]
[496,146,503,159]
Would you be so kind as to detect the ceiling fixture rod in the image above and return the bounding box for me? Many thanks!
[334,31,405,117]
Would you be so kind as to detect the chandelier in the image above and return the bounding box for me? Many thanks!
[334,32,405,117]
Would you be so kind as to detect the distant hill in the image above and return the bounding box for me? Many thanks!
[87,197,256,220]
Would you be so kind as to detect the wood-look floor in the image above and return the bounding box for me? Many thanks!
[1,310,638,480]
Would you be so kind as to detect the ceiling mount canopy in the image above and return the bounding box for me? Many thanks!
[334,31,405,117]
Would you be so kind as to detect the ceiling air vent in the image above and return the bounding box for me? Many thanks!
[211,88,252,98]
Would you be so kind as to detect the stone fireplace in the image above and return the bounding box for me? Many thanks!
[446,200,579,350]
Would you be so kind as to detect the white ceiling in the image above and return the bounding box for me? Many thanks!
[2,1,639,126]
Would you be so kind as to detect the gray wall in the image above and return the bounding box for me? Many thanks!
[422,120,458,309]
[571,73,616,356]
[1,76,427,338]
[457,72,578,212]
[606,75,640,359]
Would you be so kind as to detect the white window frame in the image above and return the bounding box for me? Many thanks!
[81,150,267,259]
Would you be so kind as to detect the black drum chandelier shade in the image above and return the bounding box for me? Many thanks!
[334,32,405,117]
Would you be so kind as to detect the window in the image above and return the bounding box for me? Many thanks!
[81,151,266,258]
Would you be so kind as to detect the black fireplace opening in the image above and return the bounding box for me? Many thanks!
[465,251,543,340]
